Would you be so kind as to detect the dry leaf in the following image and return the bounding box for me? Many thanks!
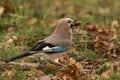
[98,7,110,15]
[7,27,15,32]
[3,1,14,13]
[0,6,5,16]
[18,5,24,10]
[6,38,14,44]
[59,55,70,64]
[56,72,64,79]
[12,36,18,40]
[38,75,52,80]
[86,22,96,32]
[1,70,15,80]
[27,17,38,25]
[69,58,76,64]
[117,20,120,27]
[101,71,109,78]
[96,25,104,33]
[112,20,119,27]
[97,41,110,48]
[63,74,73,80]
[64,64,80,79]
[6,36,19,45]
[7,71,15,80]
[76,62,83,70]
[48,64,56,70]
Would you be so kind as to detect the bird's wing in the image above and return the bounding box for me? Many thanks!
[4,41,68,63]
[30,42,69,53]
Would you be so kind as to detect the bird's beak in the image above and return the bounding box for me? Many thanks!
[71,20,81,27]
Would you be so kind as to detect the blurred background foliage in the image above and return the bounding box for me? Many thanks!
[0,0,120,80]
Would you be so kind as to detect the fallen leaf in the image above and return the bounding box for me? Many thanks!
[98,7,110,15]
[56,72,64,79]
[3,1,14,14]
[7,71,15,80]
[75,62,83,70]
[86,22,96,32]
[12,36,18,40]
[7,27,15,32]
[63,74,73,80]
[112,20,119,28]
[101,71,109,78]
[1,70,15,80]
[27,17,38,25]
[96,25,104,33]
[69,58,76,64]
[59,55,70,64]
[38,75,52,80]
[6,38,14,44]
[64,64,80,79]
[48,64,57,70]
[0,6,5,16]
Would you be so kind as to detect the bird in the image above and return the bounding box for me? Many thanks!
[4,18,81,63]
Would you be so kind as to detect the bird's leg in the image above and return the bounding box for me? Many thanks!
[47,59,67,68]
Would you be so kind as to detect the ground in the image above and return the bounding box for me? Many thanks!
[0,0,120,80]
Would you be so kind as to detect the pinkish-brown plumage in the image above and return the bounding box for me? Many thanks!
[4,18,81,63]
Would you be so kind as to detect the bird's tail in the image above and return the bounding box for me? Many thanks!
[4,51,42,63]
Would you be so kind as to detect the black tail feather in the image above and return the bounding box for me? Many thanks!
[3,42,55,63]
[4,51,38,63]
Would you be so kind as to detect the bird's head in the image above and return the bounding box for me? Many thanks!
[57,18,81,29]
[53,18,81,38]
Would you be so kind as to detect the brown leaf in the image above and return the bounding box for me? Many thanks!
[69,58,76,64]
[64,64,80,79]
[12,36,18,40]
[27,17,38,25]
[117,20,120,27]
[48,64,57,70]
[75,62,83,71]
[7,71,15,80]
[86,22,96,32]
[38,75,52,80]
[56,72,64,79]
[98,7,110,15]
[0,6,5,16]
[2,70,15,80]
[7,27,15,32]
[3,1,14,14]
[98,41,110,48]
[98,30,114,41]
[63,74,73,80]
[18,5,24,10]
[6,38,14,44]
[101,70,110,78]
[96,25,104,33]
[59,55,70,64]
[6,36,19,45]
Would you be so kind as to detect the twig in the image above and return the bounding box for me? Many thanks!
[0,60,67,69]
[0,61,39,68]
[9,62,39,67]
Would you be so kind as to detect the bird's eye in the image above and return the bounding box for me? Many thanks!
[67,20,72,23]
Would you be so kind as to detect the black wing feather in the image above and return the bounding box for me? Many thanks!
[4,42,55,63]
[30,43,55,51]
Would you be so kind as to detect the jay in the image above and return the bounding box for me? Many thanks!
[4,18,81,63]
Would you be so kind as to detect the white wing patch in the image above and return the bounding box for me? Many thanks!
[42,46,58,52]
[43,46,51,50]
[42,46,67,52]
